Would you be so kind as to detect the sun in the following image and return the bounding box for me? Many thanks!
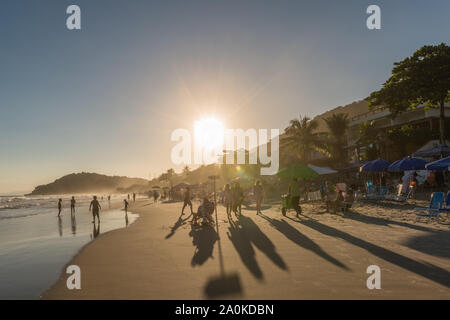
[194,117,225,151]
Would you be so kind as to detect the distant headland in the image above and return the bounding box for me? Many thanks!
[27,172,150,195]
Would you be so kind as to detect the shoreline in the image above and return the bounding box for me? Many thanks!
[42,198,450,300]
[39,199,142,299]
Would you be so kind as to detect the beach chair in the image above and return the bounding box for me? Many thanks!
[385,184,412,203]
[438,191,450,220]
[414,192,444,223]
[361,185,377,200]
[307,190,322,202]
[375,186,388,200]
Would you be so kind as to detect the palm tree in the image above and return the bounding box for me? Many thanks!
[324,113,350,165]
[357,120,381,160]
[281,116,327,164]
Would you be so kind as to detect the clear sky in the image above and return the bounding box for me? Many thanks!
[1,0,449,193]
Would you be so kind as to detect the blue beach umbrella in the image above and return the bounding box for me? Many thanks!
[425,156,450,171]
[387,157,427,172]
[413,144,450,158]
[360,159,391,172]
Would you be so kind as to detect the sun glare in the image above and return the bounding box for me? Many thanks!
[194,117,225,150]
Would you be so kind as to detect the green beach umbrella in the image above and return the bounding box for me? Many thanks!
[152,185,161,189]
[276,163,319,179]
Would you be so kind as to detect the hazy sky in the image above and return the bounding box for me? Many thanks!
[1,0,449,193]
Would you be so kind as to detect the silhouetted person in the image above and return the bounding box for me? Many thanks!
[125,212,129,227]
[57,198,62,217]
[133,193,136,202]
[70,196,76,215]
[127,194,130,200]
[182,187,193,215]
[89,195,101,223]
[124,199,129,214]
[153,190,159,203]
[436,171,444,189]
[289,178,301,217]
[254,180,264,215]
[223,184,232,219]
[232,183,244,216]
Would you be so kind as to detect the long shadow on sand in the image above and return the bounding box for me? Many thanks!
[291,218,450,288]
[227,219,263,280]
[165,213,192,239]
[227,215,287,280]
[402,231,450,258]
[259,213,349,270]
[189,225,218,267]
[342,209,441,233]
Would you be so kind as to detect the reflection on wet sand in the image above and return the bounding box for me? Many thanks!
[71,214,77,235]
[57,217,63,237]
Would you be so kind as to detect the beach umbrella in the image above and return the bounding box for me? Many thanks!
[387,157,427,172]
[338,161,368,173]
[152,185,161,189]
[307,164,338,175]
[276,163,319,179]
[360,159,391,172]
[425,156,450,171]
[413,144,450,158]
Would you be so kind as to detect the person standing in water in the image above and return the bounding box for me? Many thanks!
[133,193,136,202]
[181,187,193,215]
[89,195,101,223]
[124,199,129,214]
[57,198,62,217]
[253,180,264,215]
[70,196,76,215]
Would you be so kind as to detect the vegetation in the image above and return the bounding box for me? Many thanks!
[28,172,149,195]
[281,116,327,164]
[368,43,450,144]
[324,113,350,166]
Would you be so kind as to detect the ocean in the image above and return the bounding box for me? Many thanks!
[0,194,139,299]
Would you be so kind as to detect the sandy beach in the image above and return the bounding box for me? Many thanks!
[43,198,450,300]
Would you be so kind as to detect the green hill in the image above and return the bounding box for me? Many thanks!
[28,172,150,195]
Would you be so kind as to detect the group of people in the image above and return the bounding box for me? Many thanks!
[57,195,115,224]
[285,178,356,217]
[57,196,79,217]
[178,180,265,226]
[181,186,215,226]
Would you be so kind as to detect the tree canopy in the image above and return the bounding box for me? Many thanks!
[368,43,450,143]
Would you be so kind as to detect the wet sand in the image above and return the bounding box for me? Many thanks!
[43,198,450,299]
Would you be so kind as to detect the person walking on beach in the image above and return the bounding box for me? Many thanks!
[89,196,101,223]
[133,193,136,202]
[223,184,233,219]
[57,198,62,217]
[124,199,129,214]
[289,178,301,218]
[325,181,335,212]
[181,187,193,215]
[254,180,264,215]
[232,182,244,217]
[153,190,159,203]
[70,196,76,215]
